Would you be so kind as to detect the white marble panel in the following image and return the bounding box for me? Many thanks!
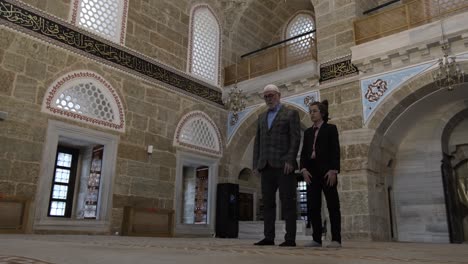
[449,119,468,147]
[389,104,454,243]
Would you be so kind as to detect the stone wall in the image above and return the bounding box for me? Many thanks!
[312,0,380,63]
[16,0,222,72]
[20,0,71,20]
[15,0,320,80]
[126,0,227,71]
[0,26,227,234]
[319,79,377,240]
[226,0,314,65]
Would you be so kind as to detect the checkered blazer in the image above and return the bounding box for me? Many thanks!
[253,105,301,170]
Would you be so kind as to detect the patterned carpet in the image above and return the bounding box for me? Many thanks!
[0,235,467,264]
[0,256,52,264]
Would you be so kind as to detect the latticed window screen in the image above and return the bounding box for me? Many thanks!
[73,0,126,43]
[180,118,218,150]
[190,7,220,84]
[54,82,115,123]
[286,14,315,62]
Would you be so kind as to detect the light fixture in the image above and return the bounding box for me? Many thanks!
[224,83,247,125]
[432,0,465,91]
[433,43,465,91]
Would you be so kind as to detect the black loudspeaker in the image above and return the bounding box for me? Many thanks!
[215,183,239,238]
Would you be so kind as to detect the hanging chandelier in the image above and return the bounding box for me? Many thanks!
[224,84,246,126]
[432,43,465,91]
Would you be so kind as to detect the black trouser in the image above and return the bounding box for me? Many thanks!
[307,163,341,244]
[261,164,297,241]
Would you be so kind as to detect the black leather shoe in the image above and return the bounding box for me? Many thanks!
[279,240,296,247]
[254,238,275,246]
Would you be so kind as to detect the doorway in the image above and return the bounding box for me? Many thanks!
[174,151,219,236]
[181,166,209,224]
[445,154,468,243]
[239,192,253,221]
[454,160,468,242]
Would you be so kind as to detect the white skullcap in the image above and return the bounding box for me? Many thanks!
[263,84,280,93]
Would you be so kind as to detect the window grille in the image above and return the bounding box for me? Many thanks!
[189,6,220,84]
[71,0,128,44]
[286,14,315,62]
[174,111,222,156]
[43,71,125,132]
[54,82,115,122]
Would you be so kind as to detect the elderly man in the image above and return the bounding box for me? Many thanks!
[253,84,301,247]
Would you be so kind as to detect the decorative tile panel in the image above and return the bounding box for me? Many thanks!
[283,90,320,114]
[227,105,260,145]
[361,62,433,124]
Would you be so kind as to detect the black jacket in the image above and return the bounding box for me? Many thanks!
[300,122,340,174]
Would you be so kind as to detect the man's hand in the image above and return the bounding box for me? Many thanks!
[253,169,260,177]
[302,169,312,184]
[283,162,294,175]
[324,170,337,186]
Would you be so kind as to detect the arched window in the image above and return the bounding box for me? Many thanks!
[42,71,125,132]
[188,5,221,85]
[173,111,223,157]
[285,12,316,64]
[71,0,129,44]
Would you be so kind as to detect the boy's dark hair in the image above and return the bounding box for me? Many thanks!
[310,100,329,122]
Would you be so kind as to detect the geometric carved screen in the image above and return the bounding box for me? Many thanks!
[42,71,125,132]
[71,0,129,44]
[174,111,222,157]
[189,6,220,85]
[286,13,315,61]
[54,82,114,122]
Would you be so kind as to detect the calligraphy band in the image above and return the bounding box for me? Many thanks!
[0,0,223,106]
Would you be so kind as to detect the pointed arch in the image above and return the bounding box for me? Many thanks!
[227,104,310,165]
[42,70,125,132]
[173,111,223,157]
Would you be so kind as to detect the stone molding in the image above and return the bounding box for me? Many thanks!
[173,150,219,236]
[34,120,119,233]
[352,11,468,75]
